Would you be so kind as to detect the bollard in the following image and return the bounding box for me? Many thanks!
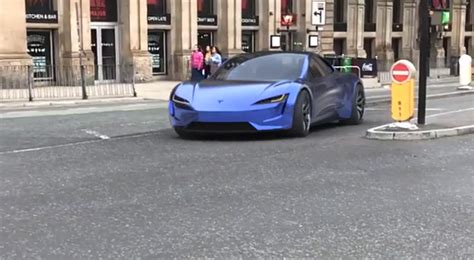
[390,60,417,128]
[458,54,472,90]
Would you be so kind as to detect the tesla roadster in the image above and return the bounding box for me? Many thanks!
[169,52,365,138]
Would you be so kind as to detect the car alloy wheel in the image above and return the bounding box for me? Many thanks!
[302,94,311,132]
[356,88,365,120]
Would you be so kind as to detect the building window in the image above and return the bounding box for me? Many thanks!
[364,38,374,58]
[393,0,402,24]
[148,30,167,75]
[90,0,118,22]
[334,38,345,55]
[147,0,166,14]
[364,0,376,31]
[334,0,346,23]
[147,0,170,24]
[281,0,293,14]
[25,0,58,23]
[466,1,471,25]
[242,0,256,18]
[392,38,401,61]
[27,30,54,79]
[198,0,213,16]
[242,31,255,53]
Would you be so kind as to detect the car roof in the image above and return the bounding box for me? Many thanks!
[238,51,316,59]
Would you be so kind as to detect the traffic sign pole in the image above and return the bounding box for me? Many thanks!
[418,0,430,125]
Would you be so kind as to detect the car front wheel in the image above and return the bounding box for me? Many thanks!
[289,90,312,137]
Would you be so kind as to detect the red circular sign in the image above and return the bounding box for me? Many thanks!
[391,62,411,84]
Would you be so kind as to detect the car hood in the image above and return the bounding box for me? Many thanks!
[174,80,294,111]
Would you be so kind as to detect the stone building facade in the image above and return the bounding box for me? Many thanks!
[0,0,472,82]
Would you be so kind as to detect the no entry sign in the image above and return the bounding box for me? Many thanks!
[391,60,416,84]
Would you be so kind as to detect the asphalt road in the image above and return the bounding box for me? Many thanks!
[0,94,473,258]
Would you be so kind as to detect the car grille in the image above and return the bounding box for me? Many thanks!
[186,122,257,132]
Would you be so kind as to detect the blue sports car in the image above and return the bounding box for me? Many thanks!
[169,52,365,138]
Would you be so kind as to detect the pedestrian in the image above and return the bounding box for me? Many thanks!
[190,45,204,81]
[210,46,222,75]
[203,45,212,78]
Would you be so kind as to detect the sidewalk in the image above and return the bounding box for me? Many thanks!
[0,77,470,109]
[366,107,474,140]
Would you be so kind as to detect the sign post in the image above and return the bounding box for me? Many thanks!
[390,60,417,126]
[418,0,430,125]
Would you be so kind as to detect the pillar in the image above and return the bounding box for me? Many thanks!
[58,0,94,67]
[346,0,367,58]
[0,0,31,65]
[119,0,152,81]
[449,0,468,58]
[216,0,242,57]
[258,0,280,51]
[401,0,418,66]
[170,0,198,80]
[375,0,395,71]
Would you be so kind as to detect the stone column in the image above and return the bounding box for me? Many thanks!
[216,0,243,57]
[346,0,367,58]
[0,0,31,65]
[449,0,468,58]
[170,0,198,80]
[401,0,418,66]
[58,0,94,67]
[119,0,152,81]
[258,0,280,51]
[375,0,395,71]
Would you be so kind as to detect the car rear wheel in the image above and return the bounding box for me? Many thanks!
[341,84,365,125]
[289,90,311,137]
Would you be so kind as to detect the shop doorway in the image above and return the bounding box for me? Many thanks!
[91,25,119,81]
[198,31,214,50]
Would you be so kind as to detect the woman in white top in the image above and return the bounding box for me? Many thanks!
[210,46,222,75]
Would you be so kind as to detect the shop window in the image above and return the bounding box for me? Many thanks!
[242,0,256,18]
[148,30,167,75]
[198,0,213,16]
[197,0,217,25]
[147,0,170,24]
[281,0,293,14]
[242,31,255,53]
[27,30,54,79]
[364,38,374,58]
[90,0,118,22]
[25,0,57,23]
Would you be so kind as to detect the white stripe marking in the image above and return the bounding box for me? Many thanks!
[392,71,410,76]
[82,129,110,140]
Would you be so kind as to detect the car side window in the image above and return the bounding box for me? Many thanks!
[314,56,334,76]
[308,57,324,80]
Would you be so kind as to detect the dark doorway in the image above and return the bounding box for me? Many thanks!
[198,31,214,50]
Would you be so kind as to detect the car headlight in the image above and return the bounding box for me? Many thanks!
[255,94,288,105]
[172,94,190,105]
[172,94,193,109]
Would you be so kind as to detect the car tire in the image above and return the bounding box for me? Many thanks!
[341,84,365,125]
[174,128,197,139]
[289,90,312,137]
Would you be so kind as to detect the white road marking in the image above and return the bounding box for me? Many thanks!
[425,107,474,118]
[82,129,110,140]
[366,108,443,111]
[0,132,159,155]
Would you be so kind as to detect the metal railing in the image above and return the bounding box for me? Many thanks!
[333,65,361,78]
[0,64,137,101]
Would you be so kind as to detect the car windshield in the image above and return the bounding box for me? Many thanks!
[211,53,307,82]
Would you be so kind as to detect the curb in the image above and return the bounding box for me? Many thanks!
[366,89,474,105]
[366,124,474,140]
[0,97,150,109]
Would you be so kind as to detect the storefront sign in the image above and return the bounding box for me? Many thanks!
[353,58,378,77]
[148,14,171,25]
[242,16,259,26]
[26,11,58,23]
[25,0,58,23]
[198,15,217,26]
[90,0,118,22]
